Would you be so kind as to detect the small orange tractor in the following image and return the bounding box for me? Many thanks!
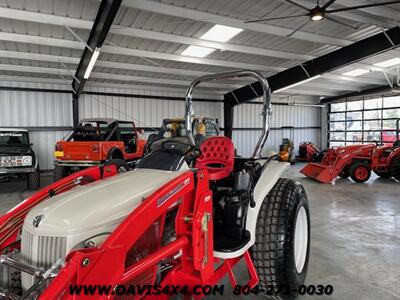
[296,142,321,162]
[301,142,400,183]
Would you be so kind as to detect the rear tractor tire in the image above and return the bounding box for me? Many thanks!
[349,162,371,183]
[390,158,400,181]
[252,178,310,300]
[373,170,391,178]
[106,159,129,173]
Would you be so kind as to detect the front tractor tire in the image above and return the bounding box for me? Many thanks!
[349,162,371,183]
[252,178,310,300]
[338,166,350,179]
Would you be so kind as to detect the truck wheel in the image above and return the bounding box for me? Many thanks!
[106,159,129,173]
[373,170,390,178]
[349,162,371,183]
[53,165,67,182]
[252,178,310,299]
[27,168,40,190]
[390,158,400,181]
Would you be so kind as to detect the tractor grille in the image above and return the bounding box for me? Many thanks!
[0,156,26,168]
[20,228,66,291]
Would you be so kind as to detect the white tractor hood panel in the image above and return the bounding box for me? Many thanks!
[24,169,184,235]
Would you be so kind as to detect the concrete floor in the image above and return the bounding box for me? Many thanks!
[0,164,399,299]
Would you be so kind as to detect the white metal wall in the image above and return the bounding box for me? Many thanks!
[0,82,322,169]
[231,98,322,157]
[0,82,72,170]
[80,87,221,135]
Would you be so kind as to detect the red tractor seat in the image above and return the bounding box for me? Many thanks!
[195,136,235,181]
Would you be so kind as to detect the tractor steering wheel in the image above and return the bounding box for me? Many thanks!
[161,139,200,165]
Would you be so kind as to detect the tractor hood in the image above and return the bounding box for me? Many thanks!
[24,169,183,236]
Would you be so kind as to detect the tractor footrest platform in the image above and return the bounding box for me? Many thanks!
[214,229,250,253]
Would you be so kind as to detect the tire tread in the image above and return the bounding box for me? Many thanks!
[349,162,371,183]
[27,168,40,190]
[252,178,308,299]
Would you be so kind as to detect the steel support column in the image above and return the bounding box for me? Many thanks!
[71,0,122,125]
[72,95,79,127]
[223,98,234,138]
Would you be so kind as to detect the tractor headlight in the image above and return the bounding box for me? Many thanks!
[22,156,32,166]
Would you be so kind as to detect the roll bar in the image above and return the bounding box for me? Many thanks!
[184,70,271,158]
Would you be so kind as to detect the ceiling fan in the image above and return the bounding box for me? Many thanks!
[245,0,400,37]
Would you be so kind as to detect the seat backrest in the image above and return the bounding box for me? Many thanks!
[196,136,235,169]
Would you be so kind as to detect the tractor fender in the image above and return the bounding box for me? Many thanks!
[214,160,289,259]
[248,160,290,240]
[107,147,124,160]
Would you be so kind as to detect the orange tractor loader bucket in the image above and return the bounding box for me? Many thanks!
[300,162,334,183]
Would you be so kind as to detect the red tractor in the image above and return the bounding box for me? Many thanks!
[296,142,321,162]
[0,71,310,300]
[301,120,400,183]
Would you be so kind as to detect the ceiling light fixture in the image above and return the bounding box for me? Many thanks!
[200,24,243,42]
[373,57,400,68]
[273,75,321,93]
[310,6,325,21]
[181,45,215,58]
[342,69,370,77]
[84,47,100,80]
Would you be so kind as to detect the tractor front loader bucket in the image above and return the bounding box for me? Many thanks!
[300,162,335,183]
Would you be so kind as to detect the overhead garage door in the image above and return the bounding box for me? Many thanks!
[328,95,400,147]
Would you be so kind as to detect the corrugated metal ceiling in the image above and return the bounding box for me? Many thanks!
[0,0,398,98]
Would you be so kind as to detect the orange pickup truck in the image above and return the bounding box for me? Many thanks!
[53,118,146,180]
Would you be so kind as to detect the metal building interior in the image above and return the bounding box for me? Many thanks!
[0,0,399,299]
